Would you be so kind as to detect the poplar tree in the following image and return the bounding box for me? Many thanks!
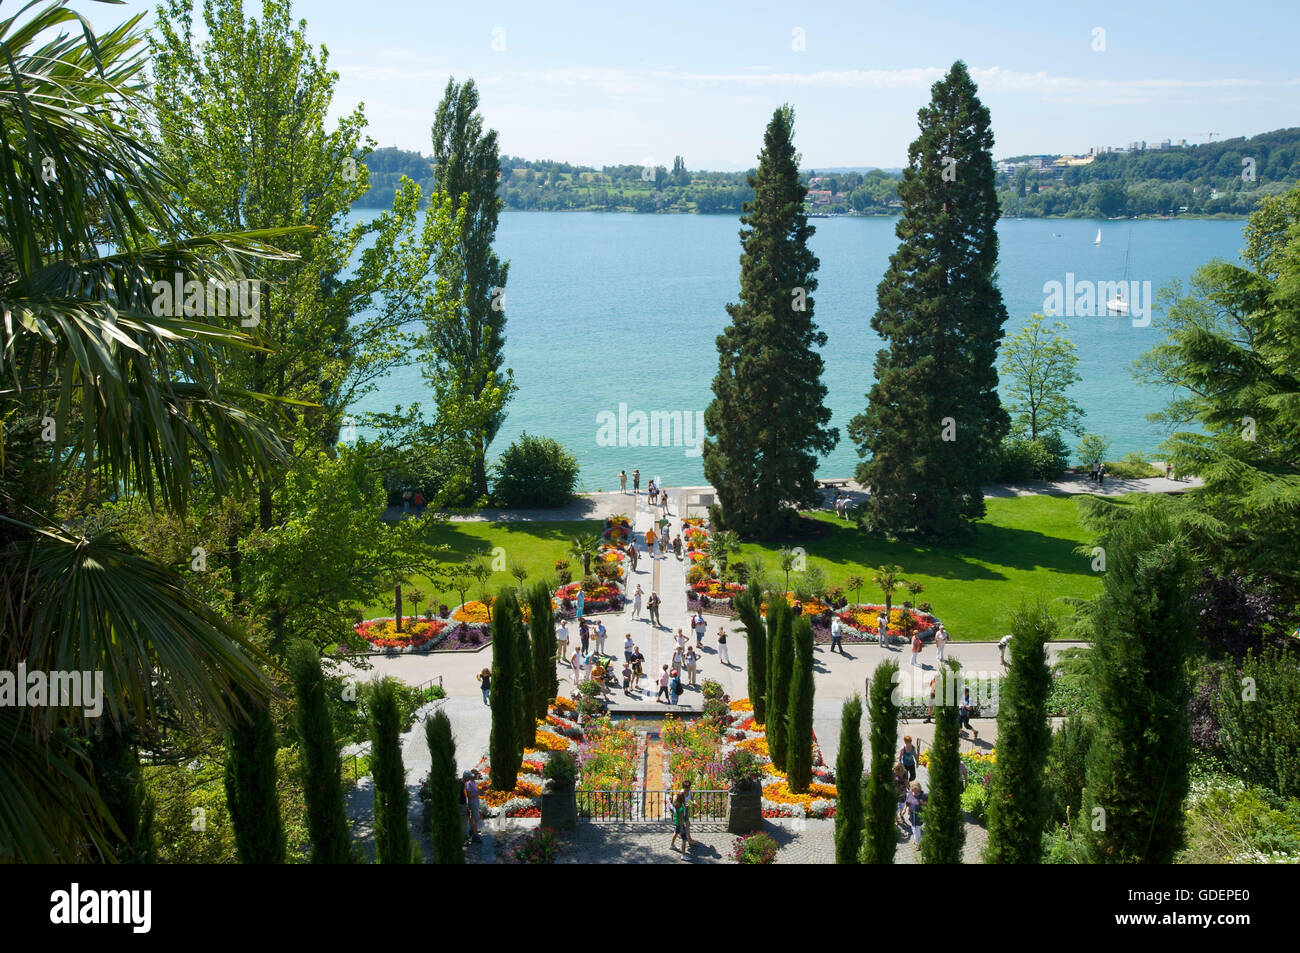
[702,105,838,537]
[921,661,966,864]
[786,615,816,791]
[489,586,525,792]
[287,641,353,863]
[223,687,286,864]
[1083,504,1196,863]
[368,678,413,864]
[428,77,515,498]
[835,694,865,863]
[766,597,794,770]
[849,61,1009,538]
[734,587,767,724]
[862,661,900,863]
[424,710,465,864]
[985,603,1054,863]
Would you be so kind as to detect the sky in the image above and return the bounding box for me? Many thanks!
[88,0,1300,170]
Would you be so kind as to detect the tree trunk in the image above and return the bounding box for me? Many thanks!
[395,584,403,631]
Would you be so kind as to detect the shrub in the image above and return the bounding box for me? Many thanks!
[701,698,729,725]
[1213,646,1300,798]
[700,679,726,701]
[729,830,779,864]
[491,433,580,508]
[543,750,577,788]
[962,783,989,824]
[510,827,560,864]
[1045,715,1093,826]
[1102,451,1162,479]
[575,693,603,718]
[577,679,603,699]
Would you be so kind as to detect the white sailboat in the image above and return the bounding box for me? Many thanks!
[1093,228,1101,246]
[1106,229,1132,315]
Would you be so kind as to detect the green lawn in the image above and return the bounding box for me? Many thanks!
[362,519,603,617]
[732,497,1111,640]
[362,496,1117,639]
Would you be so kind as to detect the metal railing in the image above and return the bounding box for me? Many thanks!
[576,789,728,823]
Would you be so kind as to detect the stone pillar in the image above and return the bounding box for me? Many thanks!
[541,782,577,831]
[727,785,763,834]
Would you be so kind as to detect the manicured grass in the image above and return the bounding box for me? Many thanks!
[362,495,1121,639]
[731,496,1117,640]
[361,519,603,618]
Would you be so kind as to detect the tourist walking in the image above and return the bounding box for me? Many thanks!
[620,469,627,494]
[671,645,684,673]
[477,668,491,706]
[959,686,978,740]
[692,611,707,647]
[998,633,1013,668]
[624,633,635,663]
[899,735,918,782]
[675,628,688,654]
[627,541,638,572]
[644,527,657,559]
[648,481,658,506]
[670,779,694,856]
[621,662,633,696]
[660,485,670,515]
[463,770,483,844]
[595,619,607,654]
[717,626,730,666]
[579,618,590,654]
[633,469,640,495]
[1090,461,1098,483]
[632,646,645,685]
[633,584,644,619]
[893,763,911,824]
[648,591,662,627]
[1098,463,1106,486]
[877,611,890,648]
[672,534,683,560]
[685,647,699,686]
[570,647,583,688]
[934,625,948,665]
[669,669,683,706]
[905,781,927,850]
[402,489,412,514]
[910,631,922,668]
[556,620,570,662]
[924,675,935,723]
[656,665,671,703]
[830,615,843,654]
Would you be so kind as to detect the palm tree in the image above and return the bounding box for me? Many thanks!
[706,530,740,575]
[568,533,600,577]
[872,564,906,617]
[0,2,297,861]
[778,547,799,594]
[845,574,865,606]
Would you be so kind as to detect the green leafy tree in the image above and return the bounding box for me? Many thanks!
[834,694,865,863]
[526,580,559,727]
[734,588,767,725]
[850,62,1010,538]
[1000,314,1086,440]
[368,678,414,864]
[568,533,601,577]
[702,105,838,536]
[985,603,1054,863]
[87,724,156,864]
[1136,181,1300,600]
[786,616,816,792]
[223,688,287,864]
[1082,503,1197,863]
[427,77,516,498]
[921,662,966,864]
[287,641,353,863]
[1076,433,1112,469]
[862,660,900,863]
[489,586,525,792]
[766,597,794,770]
[424,710,464,864]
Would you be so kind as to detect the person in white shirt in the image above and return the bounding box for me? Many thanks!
[999,634,1013,667]
[830,615,844,654]
[692,612,707,647]
[934,625,949,664]
[624,633,635,663]
[556,620,570,661]
[595,620,607,654]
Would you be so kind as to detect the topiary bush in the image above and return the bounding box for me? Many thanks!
[490,433,580,508]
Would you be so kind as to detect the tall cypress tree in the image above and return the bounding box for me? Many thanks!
[223,687,286,864]
[1083,504,1196,863]
[424,710,464,864]
[922,661,966,864]
[786,615,816,791]
[515,595,536,749]
[835,694,865,863]
[489,586,524,793]
[862,660,900,864]
[526,580,558,727]
[287,640,353,864]
[766,597,794,771]
[702,105,838,537]
[849,61,1009,539]
[985,603,1054,863]
[368,677,413,864]
[429,77,515,499]
[735,587,767,725]
[87,722,156,864]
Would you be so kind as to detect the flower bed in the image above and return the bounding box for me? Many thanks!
[720,699,838,818]
[601,525,633,546]
[525,730,575,754]
[451,601,492,625]
[760,591,833,619]
[836,604,940,641]
[553,580,623,617]
[354,617,448,651]
[577,716,639,791]
[661,715,726,790]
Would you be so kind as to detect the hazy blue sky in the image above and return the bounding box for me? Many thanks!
[91,0,1299,169]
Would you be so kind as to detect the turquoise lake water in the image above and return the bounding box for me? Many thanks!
[347,210,1247,489]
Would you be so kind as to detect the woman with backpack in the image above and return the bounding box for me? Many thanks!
[899,735,918,782]
[905,781,927,850]
[669,669,684,706]
[669,779,694,857]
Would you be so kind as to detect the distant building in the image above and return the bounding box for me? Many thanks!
[1158,139,1172,150]
[806,189,833,205]
[808,176,831,188]
[832,191,848,203]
